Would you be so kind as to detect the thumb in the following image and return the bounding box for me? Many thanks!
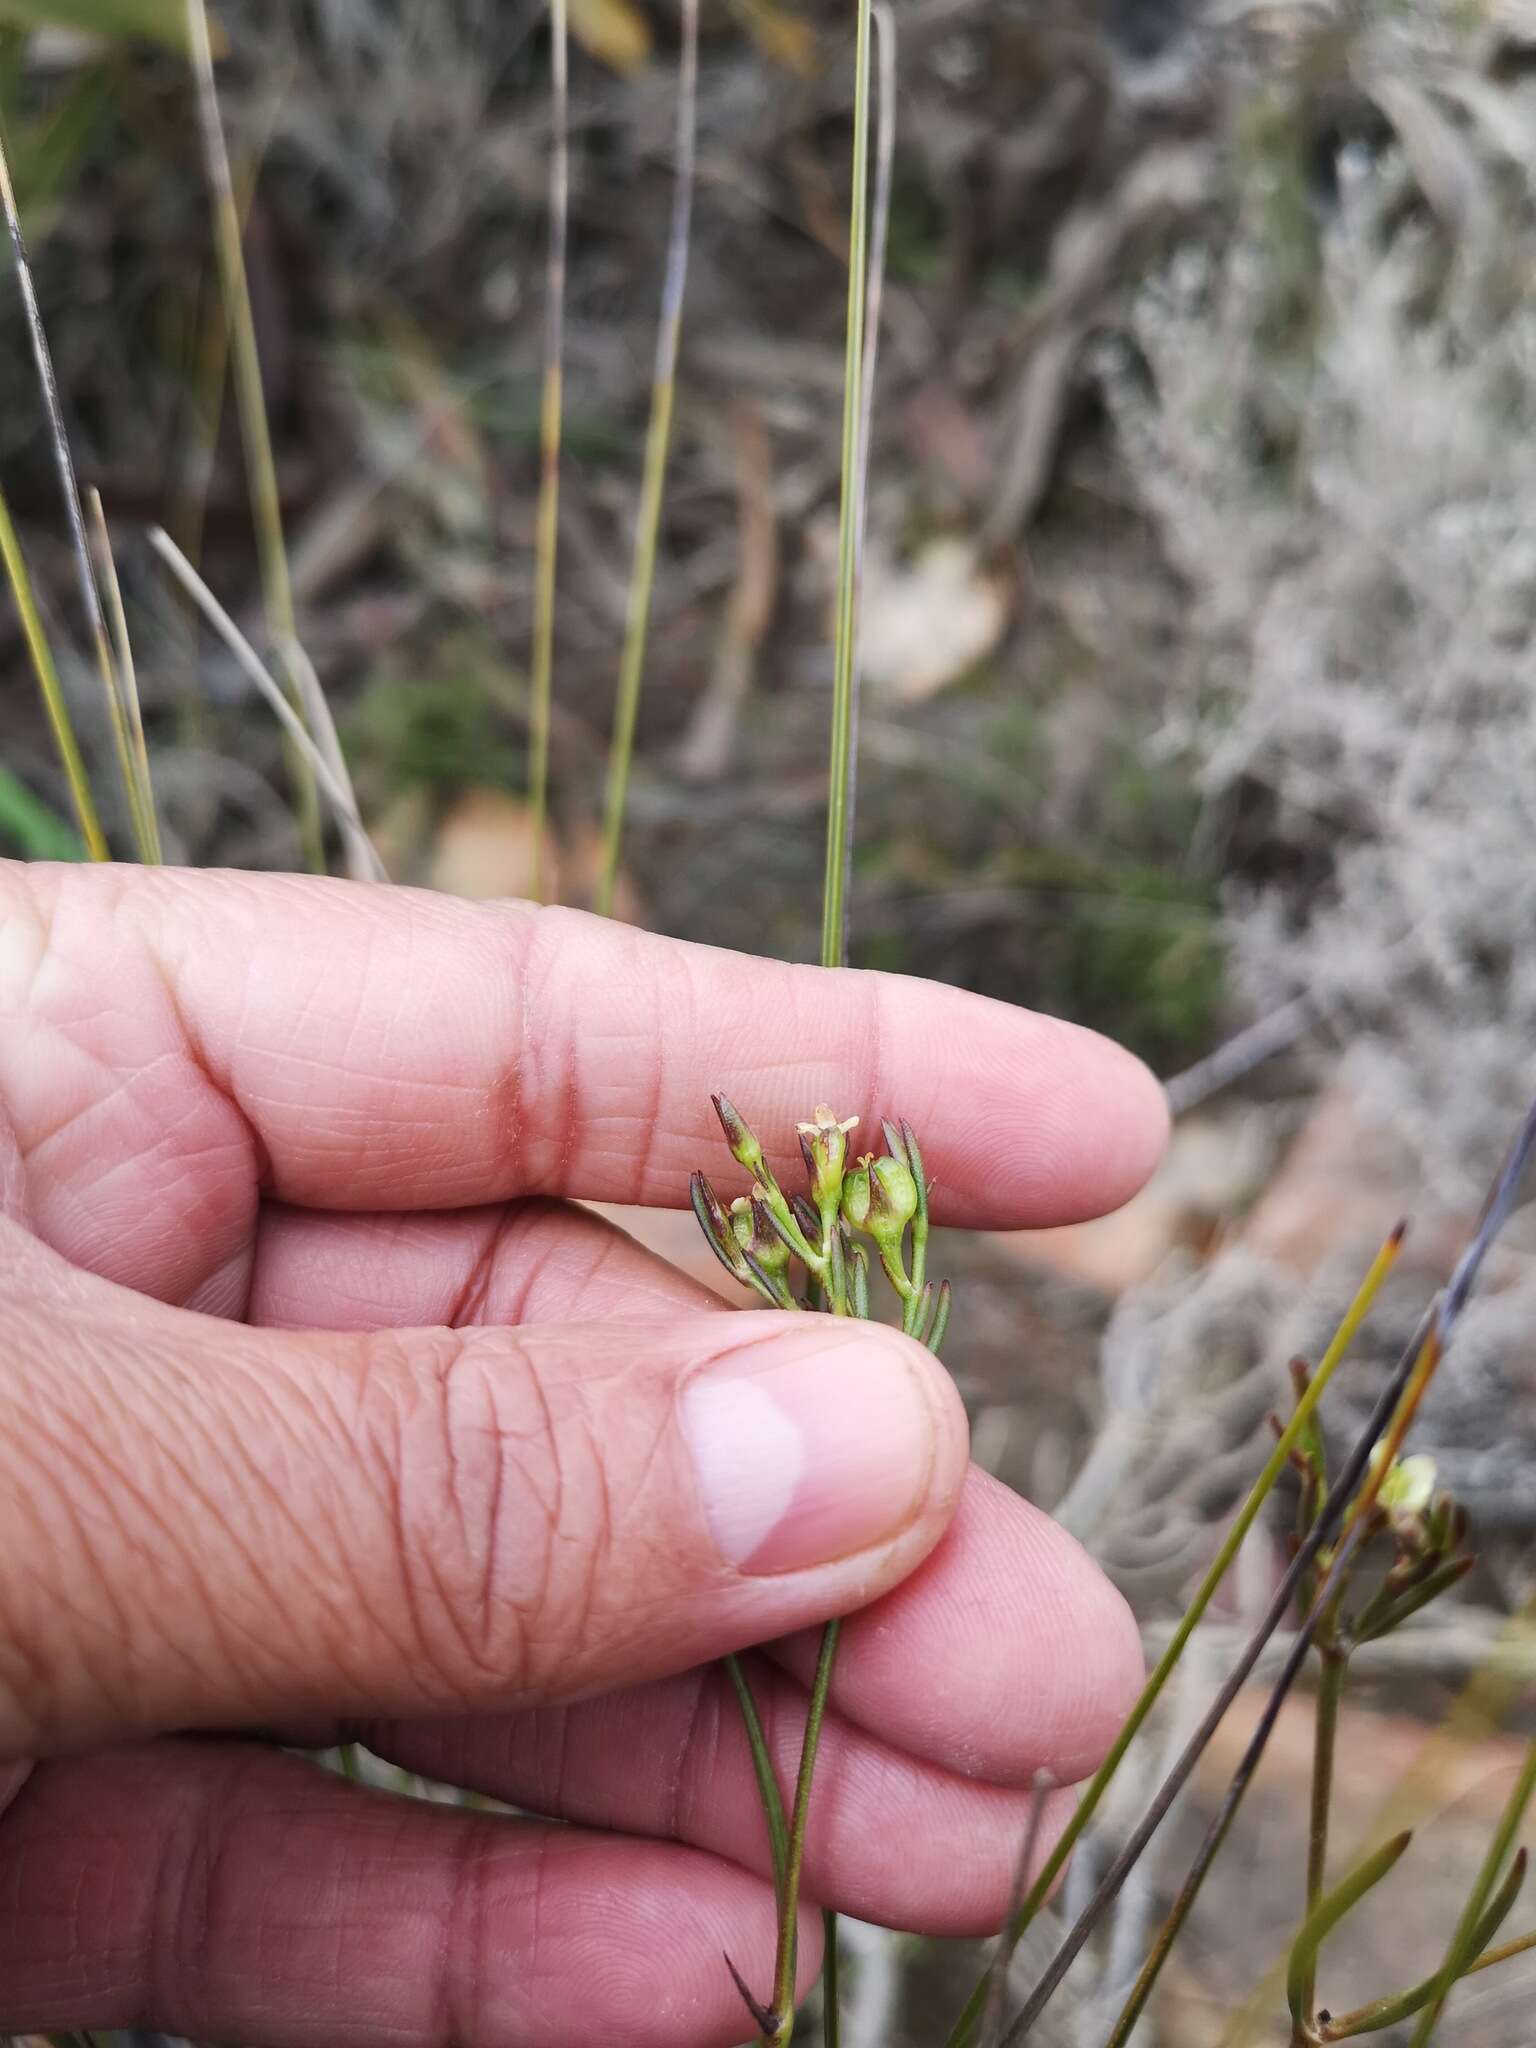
[1,1225,967,1758]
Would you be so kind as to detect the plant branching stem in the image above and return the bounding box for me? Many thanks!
[1097,1514,1378,2048]
[942,1224,1404,2048]
[994,1299,1442,2048]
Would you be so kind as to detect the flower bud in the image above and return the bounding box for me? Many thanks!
[731,1188,791,1282]
[870,1154,920,1236]
[712,1092,765,1178]
[797,1104,860,1214]
[692,1171,751,1283]
[841,1160,872,1231]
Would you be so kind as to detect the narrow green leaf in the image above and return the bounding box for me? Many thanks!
[1287,1832,1412,2029]
[0,758,83,858]
[724,1653,789,1898]
[1322,1855,1530,2040]
[1357,1554,1476,1643]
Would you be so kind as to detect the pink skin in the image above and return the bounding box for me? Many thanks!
[0,862,1166,2047]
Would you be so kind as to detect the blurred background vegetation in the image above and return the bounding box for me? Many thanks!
[9,0,1536,2041]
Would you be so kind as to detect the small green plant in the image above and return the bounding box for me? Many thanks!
[692,1092,949,2046]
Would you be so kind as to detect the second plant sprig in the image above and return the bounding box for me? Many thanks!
[691,1093,951,2045]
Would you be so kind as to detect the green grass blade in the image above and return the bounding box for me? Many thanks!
[594,0,698,917]
[0,483,107,859]
[0,758,83,859]
[527,0,569,907]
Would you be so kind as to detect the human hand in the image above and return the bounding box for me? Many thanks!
[0,861,1166,2047]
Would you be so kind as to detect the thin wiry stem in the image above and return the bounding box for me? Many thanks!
[0,114,122,756]
[528,0,569,907]
[994,1300,1443,2048]
[149,528,385,879]
[86,489,161,863]
[834,0,894,922]
[595,0,699,917]
[185,0,323,871]
[942,1222,1405,2048]
[767,1618,840,2044]
[728,21,883,2040]
[1297,1644,1349,2031]
[0,484,107,859]
[822,1909,840,2048]
[819,0,874,971]
[980,1774,1053,2048]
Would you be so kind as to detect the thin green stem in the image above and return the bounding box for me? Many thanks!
[595,0,697,916]
[942,1223,1405,2048]
[1298,1645,1349,2031]
[819,0,874,971]
[185,0,324,871]
[731,12,881,2038]
[822,1910,840,2048]
[528,0,568,906]
[767,1618,841,2045]
[0,485,107,860]
[1407,1735,1536,2044]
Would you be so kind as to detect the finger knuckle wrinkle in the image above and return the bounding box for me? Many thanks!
[376,1332,600,1699]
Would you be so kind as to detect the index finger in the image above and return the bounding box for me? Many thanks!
[3,861,1166,1227]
